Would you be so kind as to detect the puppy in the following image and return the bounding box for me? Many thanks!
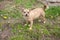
[22,5,49,30]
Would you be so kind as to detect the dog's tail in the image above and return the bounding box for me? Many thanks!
[43,4,49,10]
[39,1,49,10]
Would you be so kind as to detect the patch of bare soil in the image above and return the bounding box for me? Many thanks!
[0,23,12,40]
[0,0,14,10]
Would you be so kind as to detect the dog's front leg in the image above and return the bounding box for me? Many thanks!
[24,20,28,26]
[29,20,33,30]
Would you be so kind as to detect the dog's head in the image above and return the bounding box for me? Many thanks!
[22,8,30,17]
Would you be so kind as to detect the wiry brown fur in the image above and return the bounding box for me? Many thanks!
[22,5,48,30]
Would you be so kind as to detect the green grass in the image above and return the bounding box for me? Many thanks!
[1,0,60,20]
[15,0,36,8]
[9,22,60,40]
[46,6,60,19]
[0,0,60,40]
[0,6,60,20]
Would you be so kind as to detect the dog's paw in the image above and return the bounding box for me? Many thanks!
[43,21,46,23]
[28,24,30,27]
[29,27,32,30]
[24,24,27,26]
[38,20,41,22]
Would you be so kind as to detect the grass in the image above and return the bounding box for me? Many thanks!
[0,0,60,40]
[9,22,60,40]
[46,6,60,19]
[14,0,36,8]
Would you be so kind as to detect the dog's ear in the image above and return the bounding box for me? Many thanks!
[21,8,25,12]
[18,5,25,12]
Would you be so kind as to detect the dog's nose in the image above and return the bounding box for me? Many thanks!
[25,14,28,16]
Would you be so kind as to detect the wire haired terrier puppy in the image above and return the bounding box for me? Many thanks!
[22,5,49,30]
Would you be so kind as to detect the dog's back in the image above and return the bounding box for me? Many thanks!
[29,8,45,19]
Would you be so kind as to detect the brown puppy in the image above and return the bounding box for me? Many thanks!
[22,5,49,30]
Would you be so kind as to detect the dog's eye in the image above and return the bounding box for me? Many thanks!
[27,12,29,13]
[24,12,26,13]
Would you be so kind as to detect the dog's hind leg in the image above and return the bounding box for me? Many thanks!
[41,15,46,23]
[39,14,46,23]
[42,17,46,23]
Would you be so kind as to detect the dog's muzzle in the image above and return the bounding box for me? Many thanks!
[25,14,28,16]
